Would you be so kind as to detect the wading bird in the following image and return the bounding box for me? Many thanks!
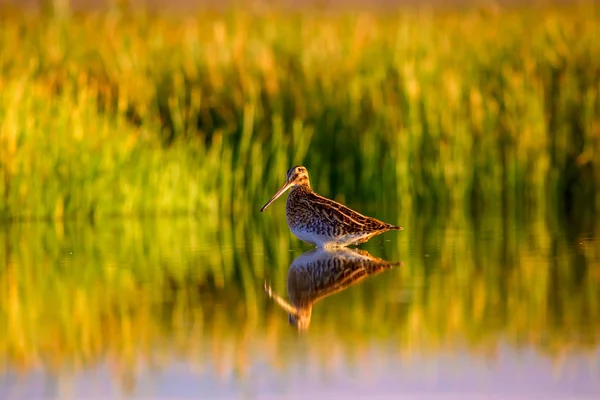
[260,165,402,248]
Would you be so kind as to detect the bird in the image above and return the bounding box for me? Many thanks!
[260,165,403,248]
[264,247,402,331]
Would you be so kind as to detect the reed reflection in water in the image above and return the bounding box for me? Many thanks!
[265,248,402,331]
[0,209,598,399]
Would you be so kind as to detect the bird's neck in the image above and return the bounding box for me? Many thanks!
[293,180,311,191]
[289,184,311,198]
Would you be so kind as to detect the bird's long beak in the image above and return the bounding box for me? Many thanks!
[260,180,292,212]
[264,282,300,316]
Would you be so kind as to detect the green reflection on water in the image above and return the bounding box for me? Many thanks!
[0,208,598,391]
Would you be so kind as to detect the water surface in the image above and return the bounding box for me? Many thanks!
[0,207,598,399]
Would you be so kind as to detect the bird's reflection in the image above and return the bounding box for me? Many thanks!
[264,247,402,331]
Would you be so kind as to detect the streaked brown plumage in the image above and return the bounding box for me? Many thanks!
[260,165,403,247]
[264,247,402,331]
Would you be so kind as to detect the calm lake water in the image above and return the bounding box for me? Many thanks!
[0,205,599,399]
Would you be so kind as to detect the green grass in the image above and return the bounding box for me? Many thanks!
[0,4,599,220]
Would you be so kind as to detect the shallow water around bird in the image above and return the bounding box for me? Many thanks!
[0,206,599,399]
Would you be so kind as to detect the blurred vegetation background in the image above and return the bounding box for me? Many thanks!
[0,0,598,223]
[0,1,599,393]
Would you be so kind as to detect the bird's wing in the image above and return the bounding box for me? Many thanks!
[299,191,393,234]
